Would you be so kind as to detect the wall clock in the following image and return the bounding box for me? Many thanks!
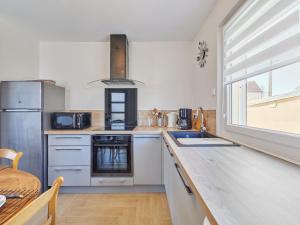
[197,41,208,68]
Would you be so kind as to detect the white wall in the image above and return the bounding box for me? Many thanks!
[0,18,39,80]
[193,0,300,165]
[191,0,239,111]
[39,42,194,110]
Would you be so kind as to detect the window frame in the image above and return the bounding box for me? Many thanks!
[219,0,300,165]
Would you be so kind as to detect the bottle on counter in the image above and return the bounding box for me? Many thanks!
[162,112,168,127]
[157,117,163,127]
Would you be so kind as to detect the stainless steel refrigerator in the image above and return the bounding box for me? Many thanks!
[0,81,65,191]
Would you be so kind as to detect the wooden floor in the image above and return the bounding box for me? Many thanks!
[57,193,172,225]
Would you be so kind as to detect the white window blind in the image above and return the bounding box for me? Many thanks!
[223,0,300,85]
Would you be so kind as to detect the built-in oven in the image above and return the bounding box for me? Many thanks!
[92,135,133,177]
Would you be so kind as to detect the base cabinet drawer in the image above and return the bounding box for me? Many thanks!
[163,137,205,225]
[91,177,133,186]
[48,135,91,146]
[48,146,91,166]
[170,162,205,225]
[48,166,90,186]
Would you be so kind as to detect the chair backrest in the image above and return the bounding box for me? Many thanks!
[3,176,64,225]
[0,148,23,169]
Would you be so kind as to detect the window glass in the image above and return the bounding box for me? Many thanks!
[245,63,300,134]
[224,0,300,135]
[111,103,125,112]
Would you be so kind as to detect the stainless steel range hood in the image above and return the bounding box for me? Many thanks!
[100,34,143,85]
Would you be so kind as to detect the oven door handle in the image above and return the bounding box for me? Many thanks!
[94,144,129,147]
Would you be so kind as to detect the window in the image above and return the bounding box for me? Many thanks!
[223,0,300,135]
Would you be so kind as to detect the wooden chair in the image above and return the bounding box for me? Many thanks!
[4,176,64,225]
[0,148,23,170]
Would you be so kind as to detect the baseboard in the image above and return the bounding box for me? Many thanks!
[59,185,165,194]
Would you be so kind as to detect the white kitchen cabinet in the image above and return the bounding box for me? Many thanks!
[48,134,91,186]
[163,136,205,225]
[48,135,91,146]
[163,136,173,198]
[48,145,90,166]
[48,166,90,186]
[133,134,162,185]
[163,137,170,189]
[172,161,205,225]
[163,136,176,220]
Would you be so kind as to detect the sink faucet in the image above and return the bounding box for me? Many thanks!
[199,107,206,133]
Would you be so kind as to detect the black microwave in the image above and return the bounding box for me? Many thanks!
[51,112,91,129]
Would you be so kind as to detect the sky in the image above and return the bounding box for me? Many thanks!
[248,61,300,96]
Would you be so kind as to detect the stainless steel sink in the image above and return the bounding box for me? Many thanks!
[167,131,239,147]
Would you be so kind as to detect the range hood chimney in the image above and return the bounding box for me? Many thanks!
[101,34,141,85]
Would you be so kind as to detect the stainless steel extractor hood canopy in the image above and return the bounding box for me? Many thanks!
[90,34,143,86]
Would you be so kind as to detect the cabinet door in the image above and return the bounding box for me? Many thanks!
[165,143,176,224]
[163,139,169,189]
[48,135,91,146]
[163,137,174,196]
[133,135,162,185]
[48,146,91,166]
[172,162,205,225]
[48,166,90,186]
[163,137,205,225]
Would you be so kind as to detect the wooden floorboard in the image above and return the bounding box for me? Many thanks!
[57,193,172,225]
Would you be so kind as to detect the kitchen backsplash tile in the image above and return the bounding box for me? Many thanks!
[69,109,216,134]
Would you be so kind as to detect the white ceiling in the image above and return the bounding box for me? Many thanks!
[0,0,217,41]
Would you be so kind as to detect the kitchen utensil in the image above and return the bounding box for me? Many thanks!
[4,194,24,199]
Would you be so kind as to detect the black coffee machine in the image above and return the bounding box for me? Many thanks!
[178,108,192,130]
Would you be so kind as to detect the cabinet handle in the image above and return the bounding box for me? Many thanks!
[55,136,82,139]
[163,136,167,144]
[163,137,171,152]
[54,168,82,172]
[166,144,173,157]
[97,179,126,184]
[174,163,193,194]
[54,148,82,151]
[134,136,161,139]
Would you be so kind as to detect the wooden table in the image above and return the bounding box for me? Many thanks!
[0,167,41,224]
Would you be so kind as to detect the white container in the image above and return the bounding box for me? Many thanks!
[167,112,178,128]
[157,117,163,127]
